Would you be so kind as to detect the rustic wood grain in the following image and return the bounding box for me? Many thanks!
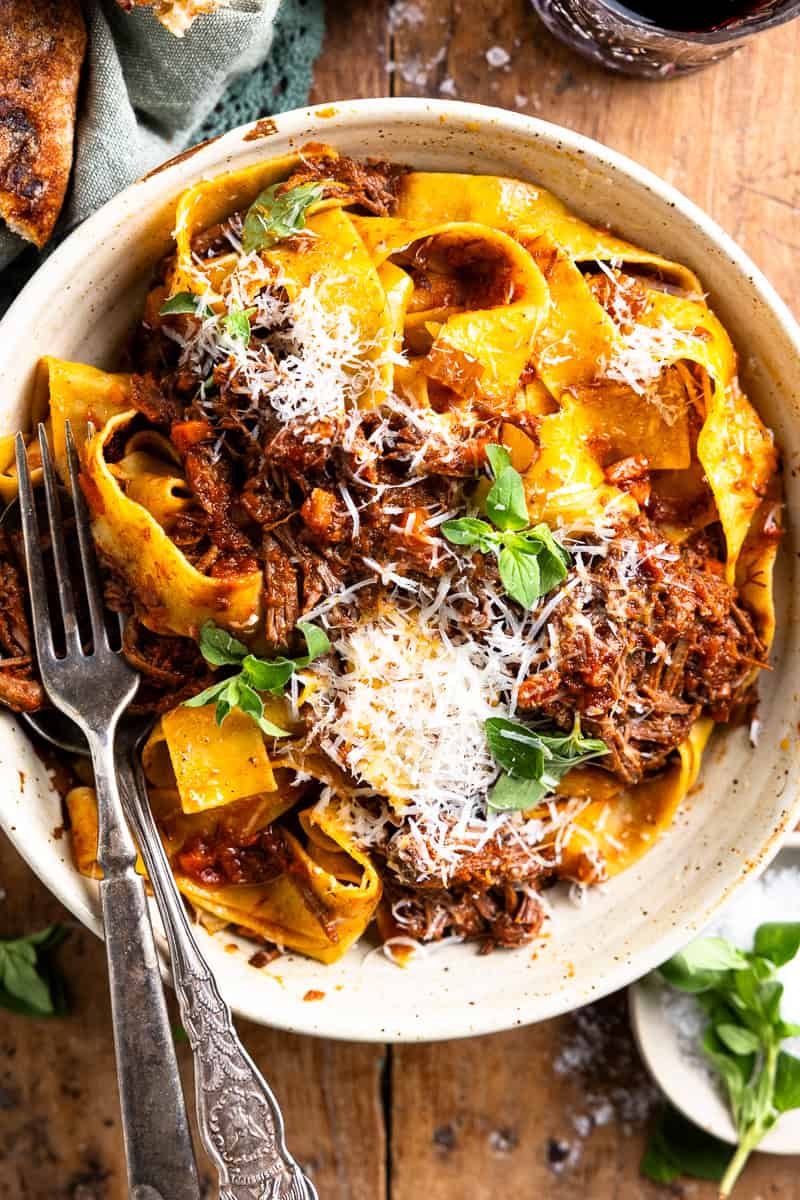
[2,0,800,1196]
[0,838,386,1199]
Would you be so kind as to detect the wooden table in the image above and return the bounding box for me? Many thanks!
[2,2,799,1195]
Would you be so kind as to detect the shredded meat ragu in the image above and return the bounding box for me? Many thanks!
[282,150,408,216]
[379,878,545,953]
[0,529,44,712]
[517,517,765,783]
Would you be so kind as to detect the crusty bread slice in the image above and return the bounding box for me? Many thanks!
[0,0,86,248]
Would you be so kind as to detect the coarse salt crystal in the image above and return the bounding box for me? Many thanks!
[486,45,511,68]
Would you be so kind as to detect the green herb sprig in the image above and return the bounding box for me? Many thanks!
[644,925,800,1196]
[222,305,257,346]
[159,292,256,347]
[242,182,324,254]
[159,291,214,319]
[0,925,69,1018]
[484,713,608,812]
[442,445,570,608]
[184,620,330,738]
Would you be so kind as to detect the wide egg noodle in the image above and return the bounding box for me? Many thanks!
[41,357,132,479]
[82,409,262,639]
[170,151,302,298]
[521,397,638,526]
[553,717,714,882]
[352,217,549,405]
[146,704,278,814]
[394,171,702,291]
[173,798,382,965]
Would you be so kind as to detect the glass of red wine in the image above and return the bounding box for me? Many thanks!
[530,0,800,76]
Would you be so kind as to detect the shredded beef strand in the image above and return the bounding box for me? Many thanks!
[283,150,407,217]
[379,876,546,952]
[0,528,45,712]
[517,517,766,783]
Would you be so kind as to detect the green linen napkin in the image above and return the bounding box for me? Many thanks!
[0,0,323,293]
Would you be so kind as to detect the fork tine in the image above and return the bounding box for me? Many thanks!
[14,432,55,663]
[37,425,81,653]
[65,420,109,652]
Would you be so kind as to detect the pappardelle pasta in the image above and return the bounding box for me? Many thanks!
[0,145,780,965]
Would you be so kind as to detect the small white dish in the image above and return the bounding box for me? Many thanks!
[630,842,800,1154]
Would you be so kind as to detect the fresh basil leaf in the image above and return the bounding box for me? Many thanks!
[242,182,324,253]
[485,466,529,532]
[536,724,608,762]
[223,307,253,345]
[716,1024,762,1056]
[0,949,53,1014]
[441,517,494,547]
[499,544,540,608]
[760,978,784,1024]
[485,443,513,479]
[659,959,725,994]
[242,655,295,694]
[774,1052,800,1113]
[213,677,241,727]
[530,522,571,565]
[0,926,69,1018]
[701,1028,749,1118]
[236,679,264,719]
[183,678,232,708]
[776,1021,800,1039]
[487,772,548,812]
[678,937,750,974]
[159,291,213,319]
[754,922,800,968]
[198,621,248,666]
[485,718,546,779]
[642,1108,729,1185]
[295,621,331,666]
[256,713,291,738]
[535,545,570,594]
[640,1106,730,1186]
[236,680,289,738]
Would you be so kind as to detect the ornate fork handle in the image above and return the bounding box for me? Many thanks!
[117,750,317,1200]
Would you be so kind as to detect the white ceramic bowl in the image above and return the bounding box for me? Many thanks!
[1,99,799,1043]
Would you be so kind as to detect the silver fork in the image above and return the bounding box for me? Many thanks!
[15,422,318,1200]
[116,724,319,1200]
[15,424,200,1200]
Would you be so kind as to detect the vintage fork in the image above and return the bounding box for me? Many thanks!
[15,424,200,1200]
[116,726,319,1200]
[15,422,318,1200]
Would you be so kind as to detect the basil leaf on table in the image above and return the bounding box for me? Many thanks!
[0,925,69,1018]
[641,1106,731,1186]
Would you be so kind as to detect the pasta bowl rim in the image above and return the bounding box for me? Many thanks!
[1,97,799,1042]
